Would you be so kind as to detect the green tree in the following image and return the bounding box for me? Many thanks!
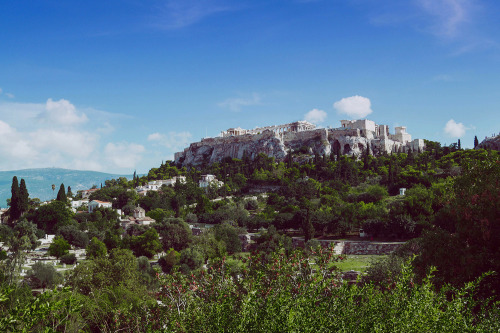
[67,186,73,198]
[474,135,479,148]
[86,237,107,259]
[9,176,21,221]
[130,228,162,258]
[155,218,193,251]
[48,235,71,258]
[24,262,62,290]
[179,247,204,273]
[158,248,181,273]
[31,200,73,234]
[213,223,242,254]
[19,178,29,216]
[56,183,67,202]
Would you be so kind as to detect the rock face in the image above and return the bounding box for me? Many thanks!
[175,122,425,167]
[477,134,500,151]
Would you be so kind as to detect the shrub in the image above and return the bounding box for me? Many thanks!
[59,253,77,265]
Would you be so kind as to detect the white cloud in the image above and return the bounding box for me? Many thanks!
[0,99,143,173]
[38,98,88,126]
[105,142,145,169]
[444,119,467,137]
[148,131,192,151]
[155,0,233,29]
[304,108,327,124]
[218,93,261,112]
[333,95,373,119]
[417,0,471,38]
[148,133,164,141]
[5,93,14,99]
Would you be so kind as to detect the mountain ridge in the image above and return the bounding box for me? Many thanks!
[0,167,132,208]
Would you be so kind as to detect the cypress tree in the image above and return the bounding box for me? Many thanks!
[458,139,461,150]
[10,176,21,220]
[67,186,73,198]
[19,178,29,214]
[56,183,67,202]
[474,136,479,148]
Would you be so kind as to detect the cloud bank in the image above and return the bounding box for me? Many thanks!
[333,95,373,119]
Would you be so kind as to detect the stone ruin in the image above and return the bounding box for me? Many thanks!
[174,119,425,167]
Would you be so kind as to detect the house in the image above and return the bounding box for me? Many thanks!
[135,176,187,196]
[88,200,112,213]
[80,188,99,199]
[119,206,156,229]
[199,174,224,188]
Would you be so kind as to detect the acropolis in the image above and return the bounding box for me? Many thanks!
[175,119,425,166]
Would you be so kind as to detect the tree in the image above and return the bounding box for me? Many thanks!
[19,178,29,215]
[156,218,193,251]
[457,139,461,150]
[48,235,71,258]
[179,247,204,273]
[213,223,242,254]
[10,176,21,221]
[158,248,180,273]
[474,135,479,148]
[24,262,62,290]
[31,201,73,234]
[130,228,162,258]
[56,183,67,202]
[67,186,73,198]
[86,237,107,259]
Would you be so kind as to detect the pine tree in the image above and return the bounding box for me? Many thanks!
[67,186,73,198]
[10,176,21,220]
[474,136,479,148]
[56,183,67,202]
[19,178,29,214]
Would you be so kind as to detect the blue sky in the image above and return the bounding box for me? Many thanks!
[1,0,499,174]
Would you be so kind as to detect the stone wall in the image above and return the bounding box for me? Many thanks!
[291,238,404,255]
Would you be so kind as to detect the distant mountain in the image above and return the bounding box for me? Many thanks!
[0,168,132,208]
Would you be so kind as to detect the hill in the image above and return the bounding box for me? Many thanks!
[0,168,132,208]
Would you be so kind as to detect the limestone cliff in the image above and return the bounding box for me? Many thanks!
[476,134,500,151]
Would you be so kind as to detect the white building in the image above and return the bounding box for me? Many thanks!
[199,174,224,188]
[88,200,112,213]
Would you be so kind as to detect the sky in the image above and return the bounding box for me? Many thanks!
[1,0,499,174]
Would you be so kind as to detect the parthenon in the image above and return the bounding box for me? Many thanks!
[221,121,316,138]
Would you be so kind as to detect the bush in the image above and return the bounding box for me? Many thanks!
[59,253,77,265]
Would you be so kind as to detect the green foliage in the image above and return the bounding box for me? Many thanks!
[48,235,71,258]
[30,200,73,234]
[86,237,107,259]
[60,253,77,265]
[24,261,63,290]
[179,247,204,273]
[158,248,181,273]
[130,228,162,258]
[213,223,242,254]
[155,218,193,252]
[0,286,82,332]
[56,183,67,202]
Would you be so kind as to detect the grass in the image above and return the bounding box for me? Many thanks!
[333,255,387,272]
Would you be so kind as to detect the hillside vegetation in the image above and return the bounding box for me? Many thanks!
[0,142,499,331]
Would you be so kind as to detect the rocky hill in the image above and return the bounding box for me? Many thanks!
[175,120,425,167]
[477,134,500,151]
